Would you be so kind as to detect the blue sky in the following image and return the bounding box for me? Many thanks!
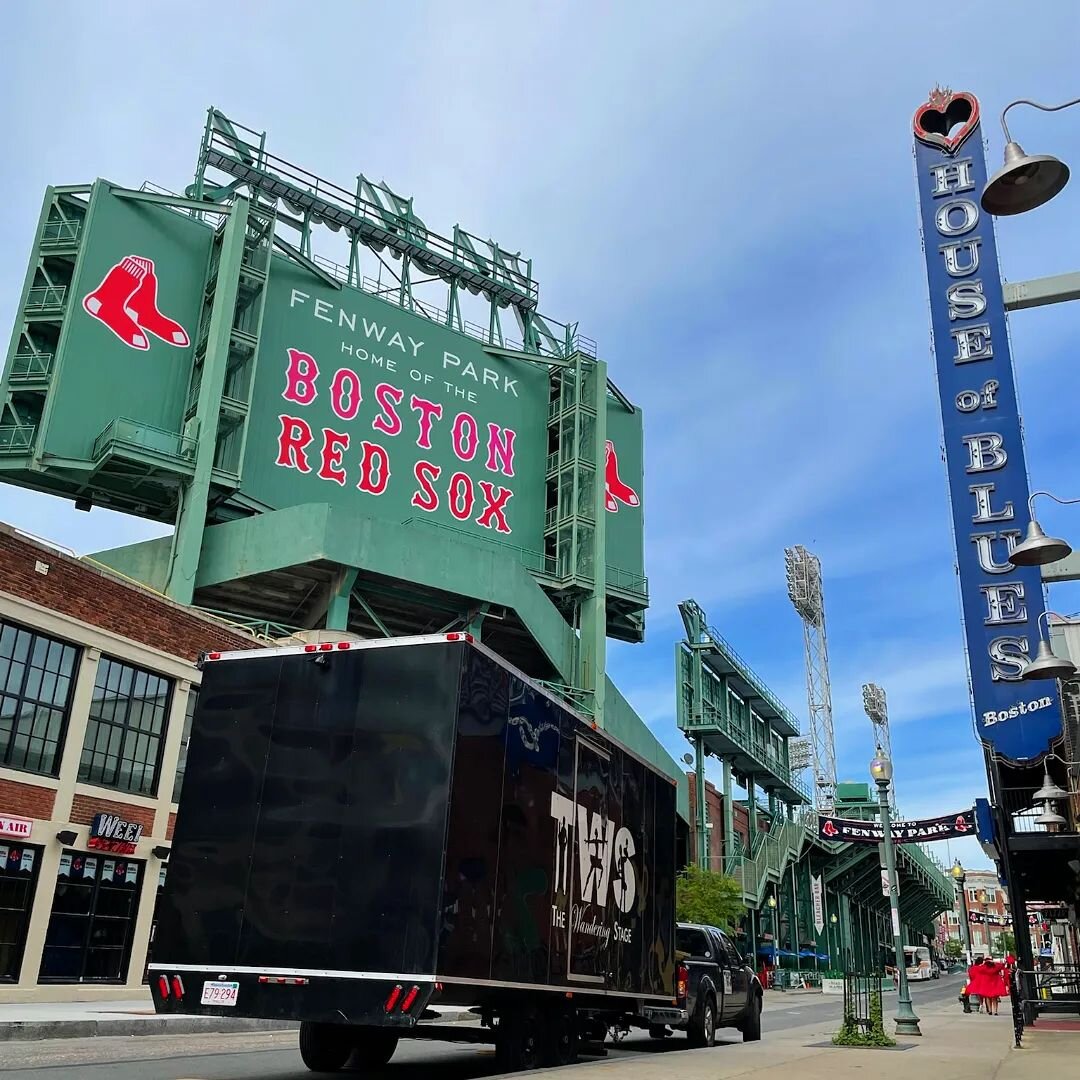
[6,2,1080,871]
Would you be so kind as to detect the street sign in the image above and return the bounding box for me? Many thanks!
[811,874,825,934]
[880,868,899,897]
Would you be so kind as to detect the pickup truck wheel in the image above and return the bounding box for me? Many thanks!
[496,1006,544,1071]
[298,1021,353,1073]
[351,1028,399,1067]
[687,995,716,1048]
[741,992,762,1042]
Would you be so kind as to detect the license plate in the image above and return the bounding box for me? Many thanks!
[201,981,239,1006]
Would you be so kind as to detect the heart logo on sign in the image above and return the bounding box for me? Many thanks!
[913,87,980,155]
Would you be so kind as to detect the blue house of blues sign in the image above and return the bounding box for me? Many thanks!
[914,88,1062,763]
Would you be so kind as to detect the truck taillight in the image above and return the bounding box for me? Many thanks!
[304,644,318,652]
[384,985,403,1012]
[171,976,185,999]
[400,985,421,1012]
[676,964,689,1001]
[258,976,310,986]
[207,652,221,661]
[158,975,170,999]
[445,633,474,643]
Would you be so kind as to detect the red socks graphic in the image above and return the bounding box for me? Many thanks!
[605,440,640,512]
[82,255,190,351]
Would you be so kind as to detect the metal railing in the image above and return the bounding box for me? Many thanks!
[92,418,196,464]
[191,607,304,643]
[25,285,67,312]
[0,425,35,453]
[8,352,54,381]
[1012,965,1080,1045]
[1001,785,1078,833]
[40,219,82,246]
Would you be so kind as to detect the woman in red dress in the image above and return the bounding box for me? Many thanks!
[972,957,1003,1014]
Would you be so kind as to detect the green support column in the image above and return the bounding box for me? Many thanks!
[166,196,248,605]
[465,602,489,639]
[747,775,757,846]
[722,757,734,865]
[578,358,608,726]
[695,736,707,870]
[325,566,358,631]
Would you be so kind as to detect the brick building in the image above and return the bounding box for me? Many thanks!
[686,772,770,868]
[0,524,263,1001]
[937,868,1012,957]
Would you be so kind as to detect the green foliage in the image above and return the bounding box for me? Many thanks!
[832,979,897,1048]
[992,931,1016,957]
[944,939,964,960]
[675,865,745,930]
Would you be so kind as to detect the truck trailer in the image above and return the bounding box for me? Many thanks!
[150,633,680,1071]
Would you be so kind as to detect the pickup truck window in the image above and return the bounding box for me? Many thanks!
[718,933,744,968]
[676,927,711,958]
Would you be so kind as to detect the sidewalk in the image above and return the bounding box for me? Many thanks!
[0,995,475,1042]
[573,999,1076,1079]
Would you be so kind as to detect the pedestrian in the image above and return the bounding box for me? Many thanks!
[972,956,1003,1015]
[965,956,982,1013]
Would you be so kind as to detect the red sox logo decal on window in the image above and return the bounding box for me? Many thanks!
[604,440,639,513]
[82,256,190,352]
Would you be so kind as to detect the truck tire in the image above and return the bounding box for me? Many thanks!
[496,1006,544,1071]
[687,994,716,1048]
[741,991,762,1042]
[298,1021,353,1073]
[352,1028,399,1068]
[544,1007,578,1066]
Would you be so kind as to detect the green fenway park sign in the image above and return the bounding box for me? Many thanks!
[248,257,549,546]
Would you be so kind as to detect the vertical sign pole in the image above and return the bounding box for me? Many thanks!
[166,196,249,604]
[696,736,708,870]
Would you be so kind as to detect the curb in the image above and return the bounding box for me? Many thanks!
[0,1010,481,1042]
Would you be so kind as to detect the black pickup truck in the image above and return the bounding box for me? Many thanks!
[643,923,762,1046]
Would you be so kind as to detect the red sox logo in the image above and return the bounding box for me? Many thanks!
[821,819,839,838]
[82,256,190,352]
[604,441,639,513]
[913,86,980,156]
[955,815,971,833]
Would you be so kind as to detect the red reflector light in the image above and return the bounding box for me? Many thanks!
[172,976,185,999]
[304,644,318,652]
[401,985,421,1012]
[207,652,221,661]
[676,964,689,1000]
[258,975,310,985]
[385,984,403,1012]
[434,982,443,993]
[445,633,474,643]
[158,975,170,999]
[319,642,333,651]
[336,642,350,649]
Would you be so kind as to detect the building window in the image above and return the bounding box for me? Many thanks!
[0,843,41,982]
[79,658,172,796]
[170,687,199,802]
[0,619,79,777]
[39,852,143,983]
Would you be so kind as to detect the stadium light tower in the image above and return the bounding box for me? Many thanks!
[785,545,837,810]
[862,683,895,810]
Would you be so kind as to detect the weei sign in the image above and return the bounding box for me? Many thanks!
[913,88,1063,763]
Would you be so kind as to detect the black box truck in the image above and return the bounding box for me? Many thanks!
[150,634,679,1071]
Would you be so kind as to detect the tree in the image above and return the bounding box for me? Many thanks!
[675,865,745,930]
[943,939,964,960]
[992,931,1016,957]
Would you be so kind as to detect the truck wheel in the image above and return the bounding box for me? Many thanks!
[741,992,762,1042]
[544,1008,578,1066]
[352,1028,399,1067]
[687,995,716,1048]
[298,1021,353,1073]
[496,1006,544,1071]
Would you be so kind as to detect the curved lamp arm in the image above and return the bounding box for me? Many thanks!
[1028,490,1080,517]
[1001,97,1080,143]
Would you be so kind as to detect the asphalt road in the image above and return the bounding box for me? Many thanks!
[0,976,965,1079]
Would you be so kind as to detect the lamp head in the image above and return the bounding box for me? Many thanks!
[1034,802,1067,828]
[1020,638,1077,681]
[1033,764,1069,802]
[682,753,694,767]
[981,141,1070,216]
[869,754,893,783]
[830,913,838,924]
[767,895,777,908]
[951,859,965,882]
[1008,519,1072,567]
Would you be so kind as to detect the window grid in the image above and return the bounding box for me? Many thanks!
[171,687,199,801]
[79,658,172,796]
[0,619,79,777]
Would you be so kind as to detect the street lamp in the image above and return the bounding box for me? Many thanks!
[952,860,974,964]
[830,912,839,969]
[870,751,922,1037]
[1008,492,1078,567]
[981,97,1078,216]
[1020,611,1079,681]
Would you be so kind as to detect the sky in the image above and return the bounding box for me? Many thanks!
[5,2,1080,873]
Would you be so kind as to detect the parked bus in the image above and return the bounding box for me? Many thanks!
[884,945,938,982]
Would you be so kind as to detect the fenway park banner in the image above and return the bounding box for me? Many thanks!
[818,809,975,845]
